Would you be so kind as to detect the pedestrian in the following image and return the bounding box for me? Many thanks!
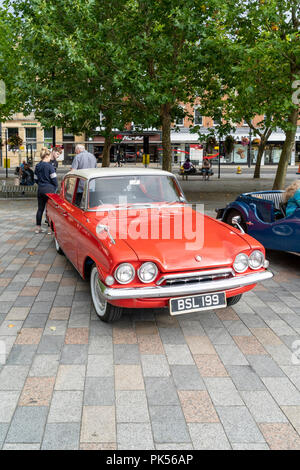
[71,144,97,205]
[50,147,60,170]
[20,163,34,186]
[283,180,300,217]
[201,157,212,180]
[116,150,122,167]
[34,147,58,234]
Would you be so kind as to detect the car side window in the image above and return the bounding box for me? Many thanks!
[64,177,77,203]
[74,178,87,209]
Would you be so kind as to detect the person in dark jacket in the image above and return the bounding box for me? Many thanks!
[34,147,58,234]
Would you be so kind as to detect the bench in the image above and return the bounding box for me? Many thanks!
[0,184,38,198]
[179,170,214,180]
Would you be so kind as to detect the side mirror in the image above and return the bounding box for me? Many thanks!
[232,216,245,234]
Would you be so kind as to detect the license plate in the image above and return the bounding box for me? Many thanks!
[169,292,226,316]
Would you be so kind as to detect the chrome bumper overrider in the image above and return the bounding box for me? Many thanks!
[99,270,273,301]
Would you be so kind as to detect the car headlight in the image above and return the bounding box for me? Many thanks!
[137,262,158,283]
[249,250,265,270]
[114,263,135,284]
[233,253,249,273]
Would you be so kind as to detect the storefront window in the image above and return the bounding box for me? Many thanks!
[233,143,248,164]
[44,128,53,147]
[25,127,37,150]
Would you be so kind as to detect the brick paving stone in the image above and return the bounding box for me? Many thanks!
[29,354,59,377]
[259,423,300,450]
[179,391,219,423]
[55,364,86,390]
[164,344,195,365]
[188,423,231,450]
[0,391,20,422]
[204,327,234,345]
[217,406,265,444]
[214,344,249,366]
[19,377,55,406]
[112,326,137,345]
[171,365,205,390]
[48,391,83,423]
[15,328,43,345]
[226,365,266,391]
[204,377,244,406]
[60,344,88,364]
[233,336,267,355]
[262,377,300,406]
[281,406,300,434]
[37,335,65,355]
[87,355,113,377]
[42,423,80,450]
[115,365,144,391]
[5,406,48,444]
[137,334,164,354]
[145,377,179,406]
[246,355,285,378]
[6,307,30,321]
[0,366,29,390]
[84,377,115,405]
[241,391,288,423]
[0,424,9,447]
[141,354,171,377]
[114,344,140,364]
[116,390,150,423]
[117,423,154,450]
[65,327,89,344]
[194,354,228,377]
[81,406,116,443]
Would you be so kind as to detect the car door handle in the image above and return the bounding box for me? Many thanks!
[62,212,68,217]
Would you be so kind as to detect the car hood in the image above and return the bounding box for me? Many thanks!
[90,205,252,272]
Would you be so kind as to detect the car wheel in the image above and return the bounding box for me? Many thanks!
[90,265,123,323]
[54,234,64,255]
[226,294,242,307]
[225,209,247,233]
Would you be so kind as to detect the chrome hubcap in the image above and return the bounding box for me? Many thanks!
[91,268,107,317]
[55,237,60,252]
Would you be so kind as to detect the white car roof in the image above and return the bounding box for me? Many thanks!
[66,167,175,180]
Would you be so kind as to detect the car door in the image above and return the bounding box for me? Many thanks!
[56,176,77,261]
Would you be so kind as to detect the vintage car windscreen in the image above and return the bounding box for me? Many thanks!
[88,175,183,209]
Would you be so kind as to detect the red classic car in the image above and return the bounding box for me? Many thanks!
[46,168,273,322]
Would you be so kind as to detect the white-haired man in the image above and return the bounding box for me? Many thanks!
[71,144,97,205]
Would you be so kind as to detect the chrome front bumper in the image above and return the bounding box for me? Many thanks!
[99,270,273,301]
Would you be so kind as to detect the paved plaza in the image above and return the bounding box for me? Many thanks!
[0,199,300,450]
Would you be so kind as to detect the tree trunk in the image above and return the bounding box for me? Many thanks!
[272,107,298,190]
[102,135,112,167]
[160,104,172,172]
[253,139,266,179]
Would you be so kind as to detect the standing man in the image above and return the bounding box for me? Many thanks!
[71,144,97,205]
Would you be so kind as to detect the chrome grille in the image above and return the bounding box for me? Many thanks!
[156,268,235,286]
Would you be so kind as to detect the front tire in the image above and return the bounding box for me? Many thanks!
[226,294,242,307]
[90,265,123,323]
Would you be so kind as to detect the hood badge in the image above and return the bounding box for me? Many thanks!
[195,255,202,262]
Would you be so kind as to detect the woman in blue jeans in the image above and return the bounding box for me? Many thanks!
[34,147,58,233]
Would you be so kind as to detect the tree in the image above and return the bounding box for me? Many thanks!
[224,0,300,188]
[0,7,21,120]
[7,0,138,166]
[109,0,225,172]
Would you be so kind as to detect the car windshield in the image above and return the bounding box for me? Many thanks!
[88,175,184,209]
